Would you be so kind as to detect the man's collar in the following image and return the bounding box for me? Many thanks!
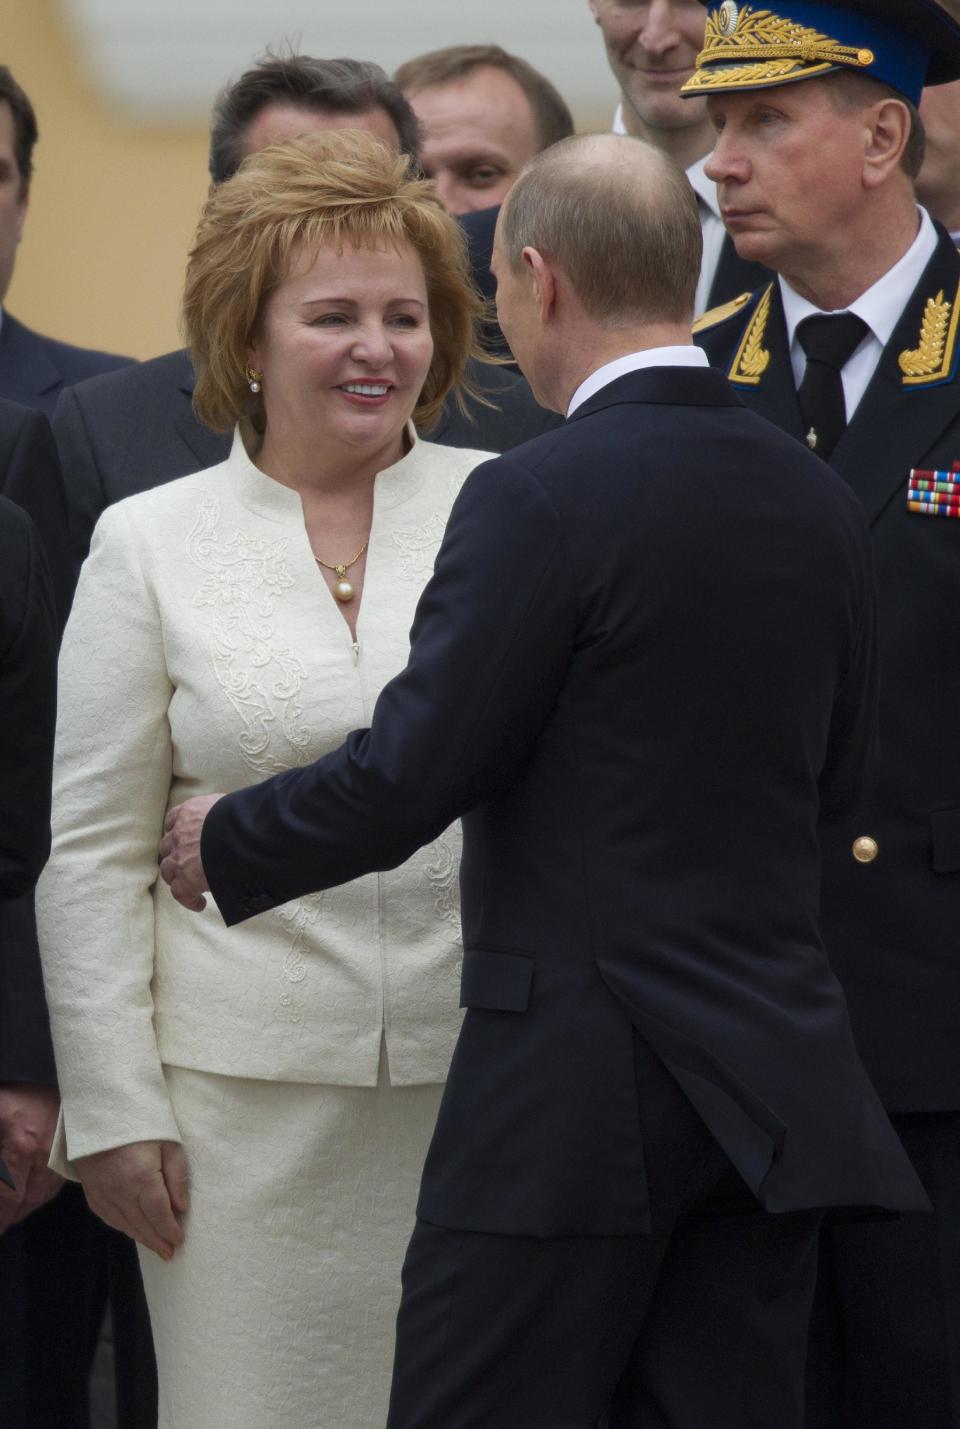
[685,155,721,220]
[567,346,709,418]
[780,207,939,352]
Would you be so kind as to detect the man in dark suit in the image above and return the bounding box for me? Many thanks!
[53,54,557,566]
[588,0,769,312]
[0,399,72,628]
[0,487,63,1424]
[160,131,925,1428]
[0,67,130,417]
[689,2,960,1424]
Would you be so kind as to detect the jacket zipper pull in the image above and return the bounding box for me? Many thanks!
[351,641,361,666]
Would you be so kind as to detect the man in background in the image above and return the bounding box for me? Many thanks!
[0,60,143,1429]
[588,0,768,311]
[394,43,573,216]
[917,76,960,238]
[689,0,960,1421]
[396,43,575,361]
[53,54,556,568]
[0,67,129,415]
[0,429,62,1429]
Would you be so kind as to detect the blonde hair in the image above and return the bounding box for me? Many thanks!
[183,129,486,439]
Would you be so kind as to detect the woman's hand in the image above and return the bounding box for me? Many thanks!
[75,1139,189,1260]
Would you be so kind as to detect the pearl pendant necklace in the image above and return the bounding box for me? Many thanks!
[314,539,368,602]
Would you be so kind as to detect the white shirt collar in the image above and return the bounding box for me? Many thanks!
[780,207,939,352]
[685,154,721,220]
[612,103,628,136]
[567,346,709,418]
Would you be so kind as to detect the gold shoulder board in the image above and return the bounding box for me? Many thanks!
[691,291,753,335]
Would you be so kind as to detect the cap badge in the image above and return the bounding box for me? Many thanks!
[899,284,960,387]
[718,2,740,37]
[728,284,773,386]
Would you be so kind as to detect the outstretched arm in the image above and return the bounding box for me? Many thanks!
[163,453,578,924]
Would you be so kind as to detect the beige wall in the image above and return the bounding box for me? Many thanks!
[4,0,210,360]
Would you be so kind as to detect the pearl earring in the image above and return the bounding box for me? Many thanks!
[245,366,263,395]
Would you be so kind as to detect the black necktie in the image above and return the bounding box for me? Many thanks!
[796,313,869,460]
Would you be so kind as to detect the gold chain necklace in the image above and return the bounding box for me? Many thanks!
[313,539,368,603]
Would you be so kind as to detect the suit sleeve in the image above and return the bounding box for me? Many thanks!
[36,502,182,1159]
[203,454,578,925]
[0,510,59,1085]
[51,384,107,572]
[2,406,76,631]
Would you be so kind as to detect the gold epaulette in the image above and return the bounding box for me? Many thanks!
[691,291,753,335]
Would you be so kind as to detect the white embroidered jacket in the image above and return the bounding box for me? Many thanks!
[38,430,494,1163]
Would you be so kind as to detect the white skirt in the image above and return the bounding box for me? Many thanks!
[138,1053,444,1429]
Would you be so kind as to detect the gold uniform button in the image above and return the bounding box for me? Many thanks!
[852,836,879,864]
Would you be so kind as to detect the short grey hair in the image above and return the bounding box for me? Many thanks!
[499,133,702,326]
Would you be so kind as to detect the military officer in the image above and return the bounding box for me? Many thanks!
[688,2,960,1424]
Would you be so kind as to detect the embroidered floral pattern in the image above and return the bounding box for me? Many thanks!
[422,830,460,927]
[187,497,311,775]
[390,513,450,583]
[276,895,328,1023]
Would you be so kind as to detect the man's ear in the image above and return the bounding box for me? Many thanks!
[521,246,556,323]
[588,0,602,21]
[862,98,912,190]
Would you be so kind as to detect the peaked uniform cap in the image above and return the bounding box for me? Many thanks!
[681,0,960,104]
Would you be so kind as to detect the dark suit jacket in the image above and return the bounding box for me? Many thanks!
[0,310,131,419]
[53,347,559,564]
[696,226,960,1114]
[0,400,73,630]
[200,365,926,1236]
[0,495,58,1086]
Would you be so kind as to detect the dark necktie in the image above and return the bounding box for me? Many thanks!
[796,313,869,460]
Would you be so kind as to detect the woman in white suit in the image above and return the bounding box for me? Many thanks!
[38,131,495,1429]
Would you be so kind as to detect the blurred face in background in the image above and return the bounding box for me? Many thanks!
[403,66,541,214]
[917,80,960,230]
[241,101,401,160]
[0,101,28,304]
[589,0,710,145]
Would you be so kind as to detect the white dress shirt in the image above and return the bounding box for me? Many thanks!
[612,104,724,316]
[567,345,709,418]
[780,207,939,423]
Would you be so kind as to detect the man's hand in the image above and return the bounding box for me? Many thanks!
[75,1140,189,1260]
[0,1084,64,1233]
[158,794,222,911]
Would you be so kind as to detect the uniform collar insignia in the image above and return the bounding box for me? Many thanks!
[691,290,753,335]
[898,281,960,387]
[729,283,774,386]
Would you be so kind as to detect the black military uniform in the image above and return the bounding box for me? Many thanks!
[687,1,960,1424]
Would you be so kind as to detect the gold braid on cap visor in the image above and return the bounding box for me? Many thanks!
[681,4,875,93]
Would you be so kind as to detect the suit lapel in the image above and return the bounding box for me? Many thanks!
[831,232,960,525]
[0,314,62,404]
[171,349,231,468]
[728,283,806,444]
